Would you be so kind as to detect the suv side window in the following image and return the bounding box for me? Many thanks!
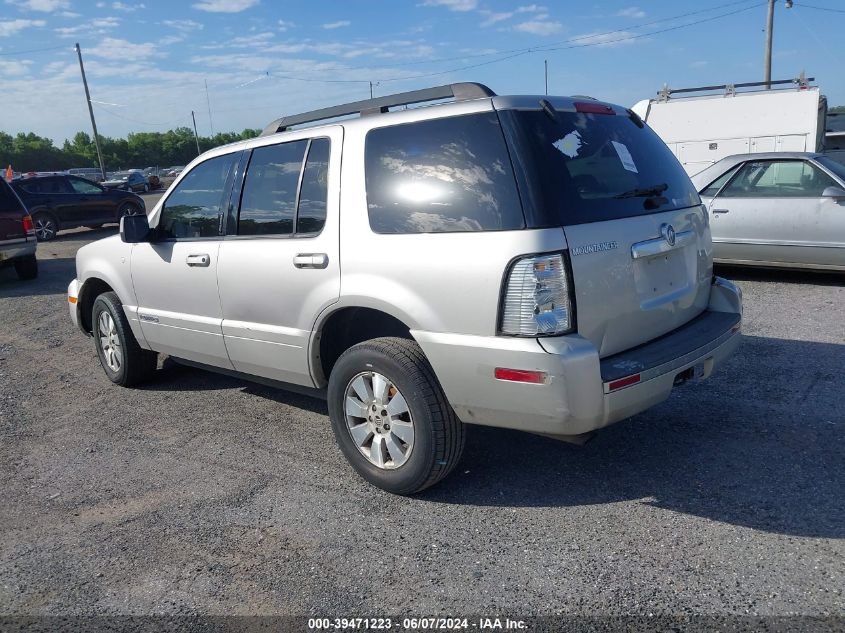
[159,153,237,239]
[237,137,331,236]
[239,140,307,236]
[364,113,524,234]
[68,176,103,194]
[720,160,838,198]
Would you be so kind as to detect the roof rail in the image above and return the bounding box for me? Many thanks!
[260,82,496,136]
[656,73,813,102]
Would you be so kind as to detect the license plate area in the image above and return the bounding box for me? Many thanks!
[634,250,692,308]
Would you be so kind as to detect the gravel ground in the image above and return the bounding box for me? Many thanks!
[0,225,842,625]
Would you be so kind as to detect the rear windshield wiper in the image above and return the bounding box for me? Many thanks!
[614,183,668,198]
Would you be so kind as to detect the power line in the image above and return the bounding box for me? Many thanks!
[0,44,69,57]
[797,2,845,14]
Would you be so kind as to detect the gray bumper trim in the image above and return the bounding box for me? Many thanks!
[600,310,741,382]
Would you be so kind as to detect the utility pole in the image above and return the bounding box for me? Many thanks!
[764,0,793,89]
[544,59,548,96]
[204,79,214,136]
[75,43,106,181]
[763,0,775,88]
[191,111,201,156]
[369,81,374,99]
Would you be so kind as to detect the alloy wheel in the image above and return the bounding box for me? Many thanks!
[344,371,415,469]
[34,217,56,240]
[97,311,122,373]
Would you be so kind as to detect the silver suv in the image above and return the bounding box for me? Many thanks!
[68,83,742,494]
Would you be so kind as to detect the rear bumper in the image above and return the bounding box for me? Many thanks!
[0,238,36,264]
[414,276,742,437]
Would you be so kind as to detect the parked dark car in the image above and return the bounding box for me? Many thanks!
[0,179,37,279]
[11,175,145,241]
[102,170,149,193]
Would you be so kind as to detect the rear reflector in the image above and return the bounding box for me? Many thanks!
[607,374,641,391]
[574,101,615,115]
[494,367,547,384]
[22,214,34,233]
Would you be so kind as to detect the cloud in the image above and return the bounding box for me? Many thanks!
[571,30,639,47]
[422,0,477,11]
[480,4,544,27]
[203,31,274,48]
[278,19,294,31]
[54,16,120,37]
[513,14,561,36]
[162,19,203,32]
[0,17,45,35]
[111,2,145,11]
[690,60,707,68]
[86,36,160,60]
[5,0,69,11]
[322,20,350,29]
[616,6,645,19]
[192,0,258,12]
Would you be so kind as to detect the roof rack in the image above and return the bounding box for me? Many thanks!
[657,73,813,102]
[260,82,496,136]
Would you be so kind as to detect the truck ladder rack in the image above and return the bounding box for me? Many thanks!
[657,73,813,102]
[260,82,496,136]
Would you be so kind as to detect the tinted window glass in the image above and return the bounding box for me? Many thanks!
[365,113,524,233]
[701,165,740,197]
[499,109,700,225]
[297,138,330,234]
[239,140,307,236]
[21,178,70,194]
[0,180,24,212]
[159,154,236,239]
[68,177,102,194]
[815,156,845,183]
[720,160,838,198]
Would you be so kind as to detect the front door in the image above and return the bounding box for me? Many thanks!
[217,129,342,386]
[66,176,113,224]
[131,152,239,368]
[708,158,841,266]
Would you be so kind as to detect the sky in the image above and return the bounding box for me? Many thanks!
[1,0,843,144]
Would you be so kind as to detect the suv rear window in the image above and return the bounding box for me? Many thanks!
[0,180,25,213]
[365,112,524,233]
[499,109,700,225]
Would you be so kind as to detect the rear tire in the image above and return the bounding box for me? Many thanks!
[92,291,157,386]
[118,202,142,220]
[14,254,38,280]
[32,212,58,241]
[327,337,465,495]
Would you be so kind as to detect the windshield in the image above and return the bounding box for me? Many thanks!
[499,108,700,226]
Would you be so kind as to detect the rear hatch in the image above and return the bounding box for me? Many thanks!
[498,100,713,357]
[0,180,28,241]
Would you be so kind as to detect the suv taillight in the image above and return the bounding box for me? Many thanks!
[499,252,575,337]
[22,214,34,235]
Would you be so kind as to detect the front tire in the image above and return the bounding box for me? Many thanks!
[327,337,465,495]
[14,254,38,280]
[92,292,157,386]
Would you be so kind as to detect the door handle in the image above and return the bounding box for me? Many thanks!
[186,253,211,267]
[712,208,730,215]
[293,253,329,269]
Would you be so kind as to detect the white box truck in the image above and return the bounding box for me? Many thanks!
[631,75,830,175]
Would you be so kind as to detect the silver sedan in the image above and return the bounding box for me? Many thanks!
[691,152,845,271]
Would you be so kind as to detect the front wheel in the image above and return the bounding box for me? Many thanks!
[143,183,150,193]
[118,202,142,220]
[327,337,465,495]
[92,291,157,386]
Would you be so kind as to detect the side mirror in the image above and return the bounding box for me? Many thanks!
[120,213,151,243]
[822,186,845,199]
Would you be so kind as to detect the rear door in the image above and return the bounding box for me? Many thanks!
[708,159,841,266]
[131,151,239,368]
[66,176,112,223]
[216,128,342,387]
[499,104,711,357]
